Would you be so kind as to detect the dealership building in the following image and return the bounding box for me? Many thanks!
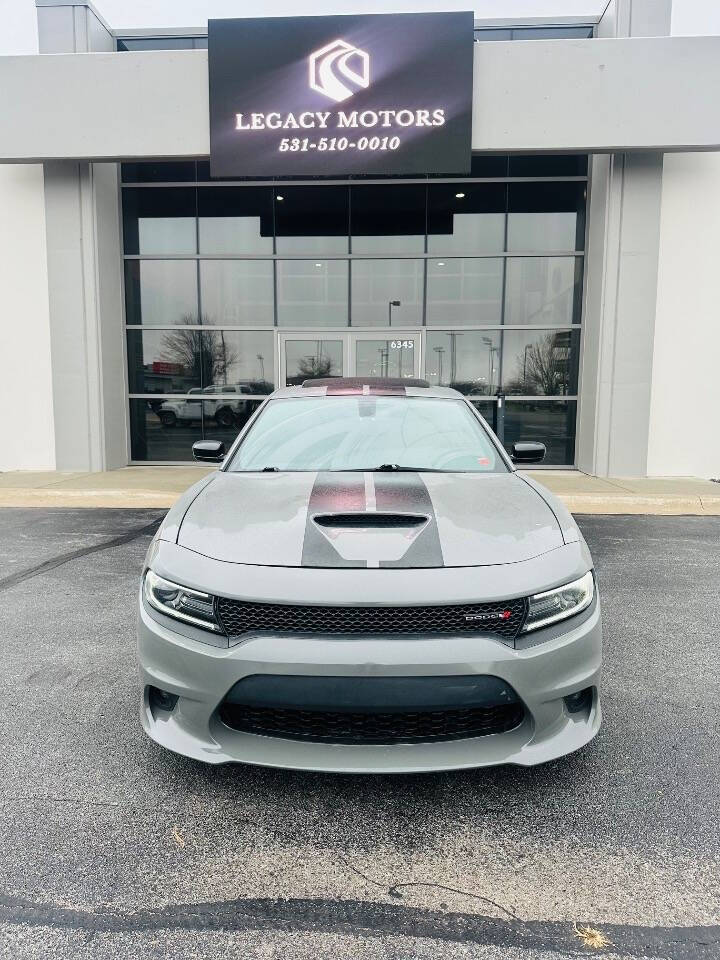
[1,0,719,476]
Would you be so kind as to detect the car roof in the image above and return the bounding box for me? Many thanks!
[270,378,466,400]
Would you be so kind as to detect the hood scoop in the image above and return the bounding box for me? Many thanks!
[313,513,427,529]
[312,512,430,563]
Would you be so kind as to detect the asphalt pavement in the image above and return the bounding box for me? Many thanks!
[0,508,718,960]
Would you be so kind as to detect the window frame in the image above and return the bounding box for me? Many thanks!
[121,157,589,467]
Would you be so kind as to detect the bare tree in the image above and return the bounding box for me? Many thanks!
[503,332,571,396]
[296,355,334,380]
[159,315,240,386]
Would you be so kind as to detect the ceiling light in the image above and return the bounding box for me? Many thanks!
[275,194,284,201]
[437,261,445,266]
[315,262,322,267]
[455,192,465,199]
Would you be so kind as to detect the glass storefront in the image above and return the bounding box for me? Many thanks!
[122,156,587,463]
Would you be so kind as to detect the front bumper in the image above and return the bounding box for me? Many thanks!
[137,591,602,773]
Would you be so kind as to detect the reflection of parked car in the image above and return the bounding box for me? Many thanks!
[158,385,255,428]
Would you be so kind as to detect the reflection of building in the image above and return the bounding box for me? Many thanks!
[141,361,193,395]
[2,1,720,476]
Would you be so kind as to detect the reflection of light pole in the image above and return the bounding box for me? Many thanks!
[388,299,401,325]
[220,330,227,385]
[434,346,445,383]
[481,336,493,394]
[449,332,462,386]
[377,347,389,377]
[257,353,265,381]
[522,343,531,387]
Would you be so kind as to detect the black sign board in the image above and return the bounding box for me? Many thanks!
[208,12,474,177]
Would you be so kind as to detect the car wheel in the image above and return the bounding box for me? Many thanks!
[159,411,177,427]
[215,407,234,428]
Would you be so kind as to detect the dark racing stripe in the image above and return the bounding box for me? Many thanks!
[373,472,445,568]
[301,471,445,568]
[301,472,368,568]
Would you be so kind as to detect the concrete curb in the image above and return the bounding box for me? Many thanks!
[561,495,720,516]
[0,489,176,509]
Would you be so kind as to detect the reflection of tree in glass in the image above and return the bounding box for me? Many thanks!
[159,315,239,386]
[504,332,571,396]
[297,355,334,379]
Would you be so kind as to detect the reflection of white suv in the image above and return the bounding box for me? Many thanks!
[159,385,253,428]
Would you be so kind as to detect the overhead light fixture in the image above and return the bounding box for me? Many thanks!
[315,262,322,267]
[275,194,284,201]
[437,261,445,266]
[455,192,465,199]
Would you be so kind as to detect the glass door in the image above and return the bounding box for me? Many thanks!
[278,331,422,386]
[278,334,349,387]
[350,331,421,380]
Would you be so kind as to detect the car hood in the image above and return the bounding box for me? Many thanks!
[174,470,564,569]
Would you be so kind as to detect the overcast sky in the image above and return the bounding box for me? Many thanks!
[92,0,609,31]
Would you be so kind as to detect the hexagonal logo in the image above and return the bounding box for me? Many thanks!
[309,39,370,103]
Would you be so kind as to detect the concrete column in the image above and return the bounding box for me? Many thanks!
[645,0,720,478]
[36,0,127,470]
[578,153,664,476]
[577,0,671,476]
[0,0,55,471]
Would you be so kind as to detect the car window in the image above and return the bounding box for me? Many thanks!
[227,397,507,473]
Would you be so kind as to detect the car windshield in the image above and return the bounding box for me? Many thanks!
[227,396,507,473]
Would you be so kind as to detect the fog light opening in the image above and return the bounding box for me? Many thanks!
[564,687,593,715]
[148,685,179,716]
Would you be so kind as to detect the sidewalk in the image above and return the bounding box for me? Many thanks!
[0,467,718,514]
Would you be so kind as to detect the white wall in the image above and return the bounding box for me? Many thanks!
[646,0,720,477]
[0,0,55,470]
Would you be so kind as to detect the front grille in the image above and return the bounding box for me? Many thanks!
[219,701,525,744]
[216,597,527,642]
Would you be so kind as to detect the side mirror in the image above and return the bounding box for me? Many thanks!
[192,440,225,463]
[511,441,546,465]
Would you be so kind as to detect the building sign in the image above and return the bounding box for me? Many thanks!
[208,12,474,177]
[151,362,183,375]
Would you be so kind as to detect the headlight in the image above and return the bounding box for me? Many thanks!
[523,571,594,633]
[143,570,222,633]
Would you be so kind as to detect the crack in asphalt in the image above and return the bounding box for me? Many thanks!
[0,519,162,594]
[332,854,519,919]
[0,893,718,958]
[256,822,524,921]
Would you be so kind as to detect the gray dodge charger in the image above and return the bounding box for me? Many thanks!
[138,377,601,772]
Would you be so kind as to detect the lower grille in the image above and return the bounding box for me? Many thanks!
[219,701,525,745]
[216,596,527,642]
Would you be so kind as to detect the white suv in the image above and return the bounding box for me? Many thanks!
[158,385,254,428]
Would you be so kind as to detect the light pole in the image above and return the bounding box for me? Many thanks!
[481,336,493,394]
[449,331,463,387]
[257,353,265,382]
[388,299,401,325]
[523,343,532,388]
[219,329,228,385]
[433,346,445,383]
[377,347,389,378]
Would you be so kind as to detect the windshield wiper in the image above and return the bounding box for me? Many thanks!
[364,464,446,473]
[255,464,446,473]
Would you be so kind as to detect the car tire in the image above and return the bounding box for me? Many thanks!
[215,407,234,428]
[159,411,177,427]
